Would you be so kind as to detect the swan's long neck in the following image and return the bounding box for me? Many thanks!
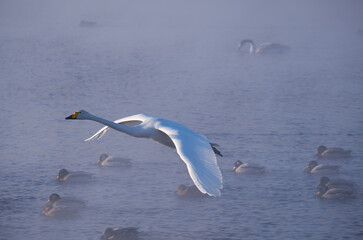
[86,113,145,138]
[239,39,255,53]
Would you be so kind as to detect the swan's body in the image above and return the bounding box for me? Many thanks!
[232,160,265,174]
[238,39,289,54]
[56,168,94,183]
[315,145,351,159]
[317,176,355,190]
[101,227,139,240]
[176,184,206,198]
[66,110,223,197]
[43,193,85,217]
[317,186,355,200]
[304,160,340,174]
[97,153,132,167]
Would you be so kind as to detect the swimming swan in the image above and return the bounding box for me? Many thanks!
[66,110,223,197]
[97,153,132,167]
[317,176,355,190]
[315,145,351,159]
[100,227,139,240]
[232,160,265,174]
[43,193,85,217]
[304,160,340,174]
[56,168,94,182]
[238,39,289,54]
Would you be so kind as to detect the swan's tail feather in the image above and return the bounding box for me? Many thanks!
[84,127,109,141]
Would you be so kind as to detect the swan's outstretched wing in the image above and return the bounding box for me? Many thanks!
[156,119,223,197]
[85,114,150,141]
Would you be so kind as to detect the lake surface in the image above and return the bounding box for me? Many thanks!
[1,1,363,239]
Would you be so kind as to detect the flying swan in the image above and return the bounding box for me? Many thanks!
[238,39,289,54]
[65,110,223,197]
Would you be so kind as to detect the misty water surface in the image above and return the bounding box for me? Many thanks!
[1,0,363,239]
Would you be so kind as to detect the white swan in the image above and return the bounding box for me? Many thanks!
[238,39,289,54]
[317,176,355,190]
[315,145,351,159]
[56,168,94,182]
[65,110,223,197]
[43,193,85,217]
[317,186,355,200]
[232,160,265,174]
[97,153,132,167]
[101,227,139,240]
[304,160,340,174]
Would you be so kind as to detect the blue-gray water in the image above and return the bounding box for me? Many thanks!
[1,1,363,239]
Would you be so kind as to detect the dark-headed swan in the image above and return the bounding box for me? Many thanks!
[42,193,85,217]
[238,39,289,54]
[100,227,139,240]
[304,160,340,174]
[56,168,94,182]
[317,176,355,190]
[315,145,351,159]
[66,110,223,197]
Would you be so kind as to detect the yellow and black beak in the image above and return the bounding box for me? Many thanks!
[65,111,79,120]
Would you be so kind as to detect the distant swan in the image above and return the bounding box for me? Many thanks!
[304,160,340,174]
[176,184,206,198]
[317,186,355,200]
[100,227,139,240]
[66,110,223,197]
[97,153,132,167]
[43,193,85,217]
[317,176,355,190]
[56,168,94,182]
[232,160,265,174]
[315,145,351,159]
[238,39,289,54]
[79,20,97,27]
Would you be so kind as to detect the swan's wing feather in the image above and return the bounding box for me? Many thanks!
[156,119,223,197]
[85,125,109,141]
[85,114,150,141]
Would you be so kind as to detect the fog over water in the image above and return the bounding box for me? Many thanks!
[1,0,363,239]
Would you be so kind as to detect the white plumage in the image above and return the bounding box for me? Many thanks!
[304,160,340,174]
[66,110,223,197]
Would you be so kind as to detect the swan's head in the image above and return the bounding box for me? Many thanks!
[56,169,69,181]
[238,39,255,53]
[65,110,90,120]
[176,184,194,197]
[316,145,327,155]
[317,176,330,188]
[177,184,187,192]
[97,153,109,164]
[233,160,243,171]
[46,193,61,204]
[101,228,115,239]
[304,160,318,171]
